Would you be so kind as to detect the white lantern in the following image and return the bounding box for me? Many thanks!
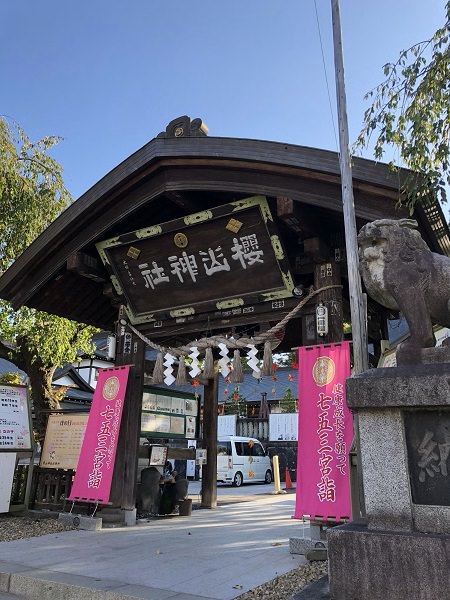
[316,303,329,336]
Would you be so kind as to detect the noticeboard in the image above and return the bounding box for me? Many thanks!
[269,413,298,442]
[0,385,32,451]
[140,387,199,439]
[96,196,294,325]
[40,414,88,470]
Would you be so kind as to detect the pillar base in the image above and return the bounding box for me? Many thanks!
[328,520,450,600]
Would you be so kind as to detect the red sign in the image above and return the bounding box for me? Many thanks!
[294,342,352,521]
[68,366,131,504]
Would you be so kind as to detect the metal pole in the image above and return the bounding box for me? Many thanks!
[331,0,368,519]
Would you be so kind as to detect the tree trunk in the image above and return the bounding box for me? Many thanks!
[27,360,58,442]
[16,340,58,442]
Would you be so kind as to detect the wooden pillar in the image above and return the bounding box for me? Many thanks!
[201,373,218,509]
[314,260,343,343]
[109,312,145,509]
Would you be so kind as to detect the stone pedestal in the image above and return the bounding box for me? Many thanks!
[328,363,450,600]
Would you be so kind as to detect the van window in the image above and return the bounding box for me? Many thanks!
[252,443,265,457]
[217,441,232,456]
[234,441,265,457]
[234,442,251,457]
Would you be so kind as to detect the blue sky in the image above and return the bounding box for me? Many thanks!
[2,1,445,200]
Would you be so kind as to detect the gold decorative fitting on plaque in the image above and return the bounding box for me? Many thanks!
[127,246,141,259]
[174,232,188,248]
[226,218,243,233]
[174,126,184,137]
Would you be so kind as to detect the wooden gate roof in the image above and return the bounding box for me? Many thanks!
[0,116,448,330]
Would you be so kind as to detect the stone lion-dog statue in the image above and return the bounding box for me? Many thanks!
[358,218,450,361]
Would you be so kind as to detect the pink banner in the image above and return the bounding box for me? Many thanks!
[68,365,131,504]
[294,342,352,521]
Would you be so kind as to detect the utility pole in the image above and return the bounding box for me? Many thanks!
[331,0,368,377]
[331,0,368,519]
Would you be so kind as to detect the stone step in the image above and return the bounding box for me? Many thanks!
[0,572,147,600]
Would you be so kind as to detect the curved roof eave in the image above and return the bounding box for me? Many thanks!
[0,138,397,269]
[0,134,445,314]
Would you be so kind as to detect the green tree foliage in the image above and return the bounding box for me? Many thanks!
[0,372,22,385]
[0,117,97,438]
[355,3,450,211]
[279,388,297,413]
[223,387,247,416]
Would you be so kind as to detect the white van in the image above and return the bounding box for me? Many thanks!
[217,436,272,487]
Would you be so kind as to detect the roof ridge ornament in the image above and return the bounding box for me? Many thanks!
[157,115,208,138]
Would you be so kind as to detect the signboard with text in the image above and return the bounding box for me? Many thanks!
[96,197,294,325]
[0,385,32,451]
[68,366,130,504]
[40,414,88,470]
[269,413,298,442]
[141,388,199,439]
[294,342,352,522]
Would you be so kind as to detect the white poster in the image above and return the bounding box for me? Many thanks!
[0,385,32,451]
[185,416,196,439]
[218,414,237,437]
[156,395,172,412]
[186,441,196,477]
[0,453,16,513]
[269,413,298,441]
[196,449,207,465]
[171,397,185,414]
[142,392,157,411]
[185,398,198,416]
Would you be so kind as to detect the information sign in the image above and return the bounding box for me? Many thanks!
[0,385,32,451]
[40,414,88,470]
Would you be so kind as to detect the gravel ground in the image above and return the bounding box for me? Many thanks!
[0,514,74,542]
[235,561,328,600]
[0,515,327,599]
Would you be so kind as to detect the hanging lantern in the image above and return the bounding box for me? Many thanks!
[316,302,329,336]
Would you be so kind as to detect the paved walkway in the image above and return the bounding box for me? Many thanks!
[0,492,309,600]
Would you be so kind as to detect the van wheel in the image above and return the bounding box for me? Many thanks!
[265,470,273,484]
[233,472,243,487]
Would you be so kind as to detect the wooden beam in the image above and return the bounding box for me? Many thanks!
[67,252,108,283]
[277,197,322,239]
[304,237,330,263]
[164,190,200,215]
[201,373,218,509]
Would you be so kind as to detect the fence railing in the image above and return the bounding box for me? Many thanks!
[10,463,30,506]
[31,467,74,511]
[236,418,269,441]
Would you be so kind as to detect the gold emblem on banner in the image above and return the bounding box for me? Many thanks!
[102,376,120,400]
[312,356,335,386]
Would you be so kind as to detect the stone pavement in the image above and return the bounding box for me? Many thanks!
[0,492,310,600]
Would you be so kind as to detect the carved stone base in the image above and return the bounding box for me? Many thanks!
[328,521,450,600]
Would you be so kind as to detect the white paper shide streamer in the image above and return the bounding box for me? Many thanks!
[217,342,231,378]
[247,344,261,379]
[163,353,176,386]
[188,347,201,378]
